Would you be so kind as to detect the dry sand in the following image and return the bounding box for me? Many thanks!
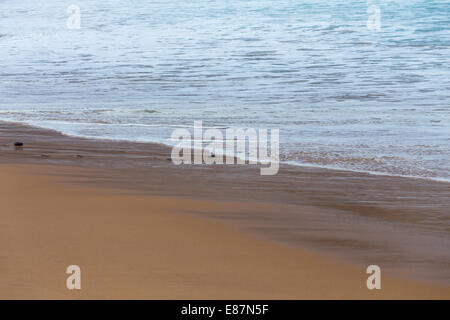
[1,164,449,299]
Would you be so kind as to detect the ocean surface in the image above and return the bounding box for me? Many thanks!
[0,0,449,181]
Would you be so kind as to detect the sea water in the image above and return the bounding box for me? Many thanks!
[0,0,449,181]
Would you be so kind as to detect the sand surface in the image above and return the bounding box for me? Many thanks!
[1,164,449,299]
[1,121,450,299]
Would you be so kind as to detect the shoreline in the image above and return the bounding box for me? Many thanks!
[3,119,449,184]
[1,120,450,297]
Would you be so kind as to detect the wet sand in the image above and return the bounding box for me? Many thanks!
[0,121,449,298]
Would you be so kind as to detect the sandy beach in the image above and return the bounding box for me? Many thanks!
[1,121,449,299]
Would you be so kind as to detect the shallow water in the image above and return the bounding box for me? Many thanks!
[0,0,449,180]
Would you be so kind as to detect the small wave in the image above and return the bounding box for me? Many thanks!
[138,109,158,114]
[283,160,450,184]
